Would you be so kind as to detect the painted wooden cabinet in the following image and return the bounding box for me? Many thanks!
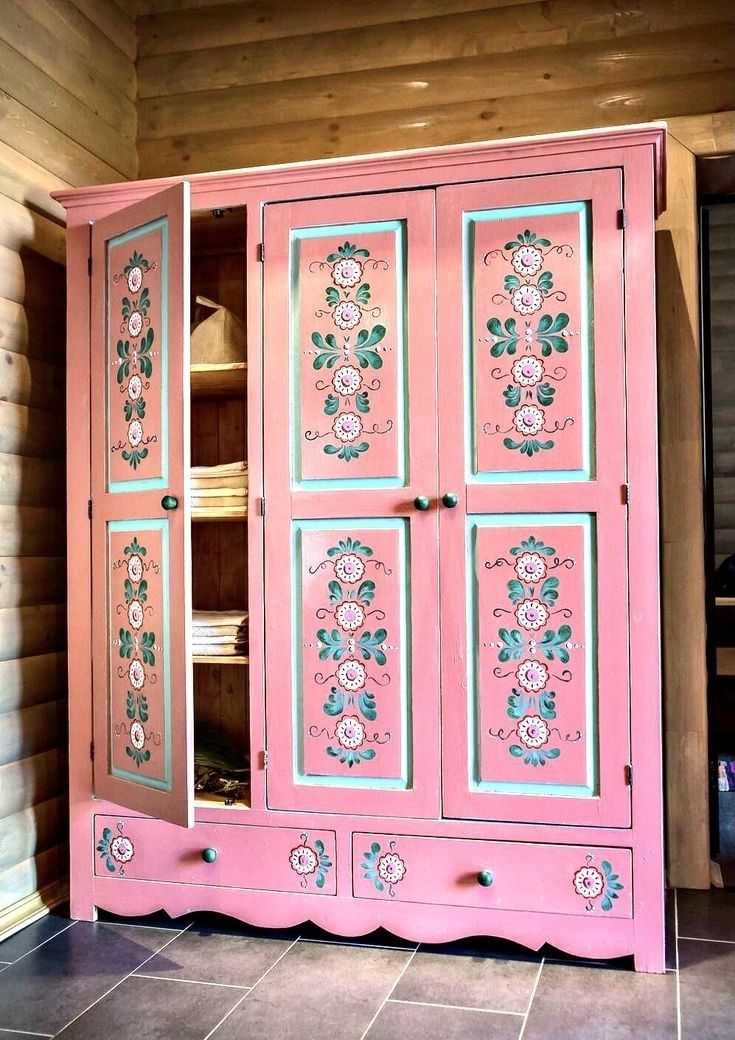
[56,125,667,971]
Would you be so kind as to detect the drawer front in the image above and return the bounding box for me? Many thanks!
[95,816,336,895]
[353,833,632,918]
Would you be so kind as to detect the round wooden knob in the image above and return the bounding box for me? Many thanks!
[476,869,494,887]
[161,495,179,510]
[413,495,430,511]
[442,492,459,508]
[201,848,218,864]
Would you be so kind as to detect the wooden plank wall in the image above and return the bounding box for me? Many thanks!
[136,0,735,177]
[0,0,137,938]
[709,205,735,567]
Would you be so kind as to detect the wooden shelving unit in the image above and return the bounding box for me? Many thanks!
[191,505,247,522]
[190,362,246,397]
[192,655,249,665]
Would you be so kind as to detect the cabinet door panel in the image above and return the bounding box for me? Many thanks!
[264,191,439,818]
[439,172,629,827]
[90,183,193,828]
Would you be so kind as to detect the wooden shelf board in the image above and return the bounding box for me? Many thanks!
[191,505,247,521]
[192,654,249,665]
[194,791,251,811]
[190,362,247,397]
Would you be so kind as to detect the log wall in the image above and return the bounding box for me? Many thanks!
[0,0,137,938]
[136,0,735,176]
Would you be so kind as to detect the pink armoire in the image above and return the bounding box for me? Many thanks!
[56,124,667,972]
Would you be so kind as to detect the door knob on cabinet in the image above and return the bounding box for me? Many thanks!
[413,495,431,511]
[161,495,179,510]
[476,869,494,887]
[201,847,218,863]
[442,492,459,508]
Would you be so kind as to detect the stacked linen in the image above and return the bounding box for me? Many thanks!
[192,609,249,657]
[191,460,247,510]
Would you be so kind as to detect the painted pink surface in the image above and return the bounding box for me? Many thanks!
[108,526,167,785]
[477,522,591,787]
[106,227,164,487]
[352,833,632,918]
[263,190,440,818]
[90,182,193,828]
[472,208,587,476]
[297,228,402,482]
[94,816,337,896]
[438,169,630,829]
[299,525,406,781]
[59,128,665,970]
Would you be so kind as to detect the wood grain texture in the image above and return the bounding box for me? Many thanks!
[139,69,735,177]
[0,0,136,930]
[136,2,733,179]
[656,136,710,889]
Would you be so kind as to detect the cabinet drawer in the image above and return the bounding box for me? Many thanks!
[95,816,336,895]
[353,833,632,918]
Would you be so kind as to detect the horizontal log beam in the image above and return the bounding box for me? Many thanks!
[0,652,67,714]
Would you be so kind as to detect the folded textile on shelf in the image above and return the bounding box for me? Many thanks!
[192,609,248,655]
[191,461,247,478]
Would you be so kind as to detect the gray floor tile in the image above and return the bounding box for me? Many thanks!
[394,945,539,1014]
[0,911,73,961]
[523,961,677,1039]
[139,925,292,986]
[677,887,735,942]
[679,938,735,1039]
[367,1000,521,1039]
[210,940,411,1039]
[56,974,244,1040]
[0,922,181,1035]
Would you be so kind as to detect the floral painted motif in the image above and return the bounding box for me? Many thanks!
[111,250,159,470]
[310,536,393,766]
[289,833,332,890]
[304,241,393,461]
[482,229,576,456]
[573,855,624,912]
[487,534,583,767]
[113,537,161,768]
[96,821,134,876]
[361,840,406,897]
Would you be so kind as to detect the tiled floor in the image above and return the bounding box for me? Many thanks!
[0,889,733,1038]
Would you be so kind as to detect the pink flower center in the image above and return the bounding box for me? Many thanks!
[521,292,535,306]
[523,413,536,426]
[526,607,538,620]
[521,254,535,267]
[584,877,595,888]
[527,668,541,682]
[521,364,536,377]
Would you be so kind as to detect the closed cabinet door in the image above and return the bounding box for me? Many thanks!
[263,191,440,817]
[438,171,631,827]
[90,183,194,828]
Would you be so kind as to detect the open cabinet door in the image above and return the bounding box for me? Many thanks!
[90,183,193,828]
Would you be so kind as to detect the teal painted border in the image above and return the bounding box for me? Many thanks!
[108,518,172,791]
[463,201,595,485]
[290,220,408,491]
[467,513,598,798]
[292,518,411,789]
[108,217,169,494]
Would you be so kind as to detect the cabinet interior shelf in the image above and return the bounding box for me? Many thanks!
[192,655,249,665]
[191,505,247,521]
[190,362,247,397]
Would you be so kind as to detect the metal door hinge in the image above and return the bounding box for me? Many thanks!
[257,242,264,262]
[617,209,627,230]
[90,740,95,761]
[621,484,629,505]
[260,749,269,769]
[87,498,93,519]
[87,256,92,276]
[624,764,633,787]
[258,497,265,516]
